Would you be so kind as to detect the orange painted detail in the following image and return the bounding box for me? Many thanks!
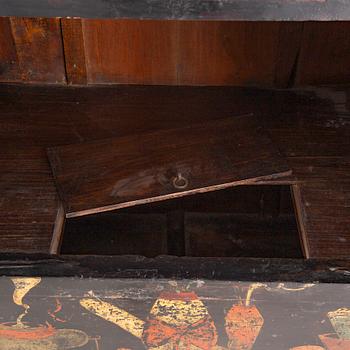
[225,304,264,350]
[158,292,198,301]
[0,324,56,340]
[142,316,217,350]
[319,333,350,350]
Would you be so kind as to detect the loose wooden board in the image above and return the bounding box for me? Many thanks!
[47,115,291,218]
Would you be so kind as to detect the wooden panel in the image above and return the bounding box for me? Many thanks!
[82,19,178,85]
[177,21,298,86]
[297,182,350,258]
[61,18,87,85]
[8,17,66,83]
[274,22,304,88]
[296,22,350,85]
[0,17,19,81]
[1,0,350,21]
[47,116,291,217]
[75,20,303,86]
[0,146,59,252]
[1,19,349,87]
[2,254,350,281]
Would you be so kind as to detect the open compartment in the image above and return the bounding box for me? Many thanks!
[47,114,304,258]
[60,184,304,258]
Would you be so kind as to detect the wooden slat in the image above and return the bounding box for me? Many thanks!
[82,19,178,85]
[47,115,291,218]
[1,254,350,281]
[61,18,87,85]
[0,17,20,82]
[296,22,350,85]
[9,17,66,83]
[0,147,59,252]
[1,0,350,21]
[177,22,281,86]
[297,182,350,258]
[274,22,304,88]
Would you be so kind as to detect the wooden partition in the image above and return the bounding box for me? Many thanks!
[1,18,350,87]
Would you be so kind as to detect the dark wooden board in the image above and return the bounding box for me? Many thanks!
[47,116,291,218]
[0,254,350,282]
[0,18,66,84]
[1,0,350,20]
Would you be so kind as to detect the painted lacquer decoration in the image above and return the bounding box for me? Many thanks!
[225,283,315,350]
[328,308,350,340]
[81,291,219,349]
[0,276,347,349]
[225,304,263,350]
[142,292,217,349]
[0,277,89,350]
[319,308,350,350]
[11,277,42,327]
[225,283,264,350]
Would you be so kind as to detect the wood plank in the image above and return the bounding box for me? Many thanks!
[0,254,350,282]
[297,182,350,258]
[0,146,59,252]
[1,0,350,21]
[177,21,280,86]
[9,17,66,83]
[80,21,302,86]
[274,22,304,88]
[291,184,310,258]
[82,19,178,85]
[0,17,20,82]
[49,202,65,254]
[296,22,350,85]
[47,115,291,218]
[61,18,87,85]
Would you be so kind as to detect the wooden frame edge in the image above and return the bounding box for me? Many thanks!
[49,201,66,254]
[291,184,310,259]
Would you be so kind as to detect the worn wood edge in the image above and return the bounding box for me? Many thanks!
[49,201,66,254]
[65,170,293,218]
[0,254,350,282]
[291,184,310,259]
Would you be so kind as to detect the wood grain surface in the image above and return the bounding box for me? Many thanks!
[1,84,349,257]
[47,116,291,217]
[9,18,66,83]
[1,19,350,87]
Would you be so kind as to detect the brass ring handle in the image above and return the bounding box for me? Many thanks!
[172,173,189,190]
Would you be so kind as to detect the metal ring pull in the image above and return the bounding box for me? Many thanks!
[172,173,189,190]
